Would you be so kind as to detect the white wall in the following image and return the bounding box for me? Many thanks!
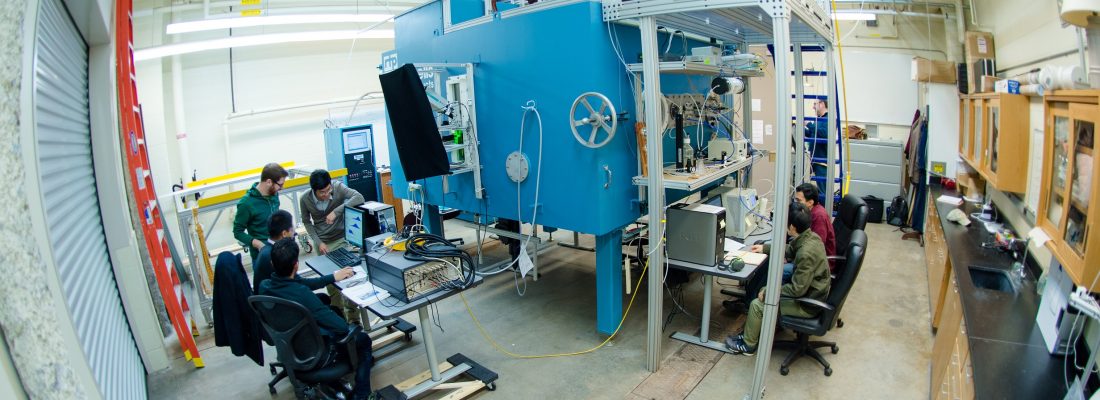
[134,13,396,251]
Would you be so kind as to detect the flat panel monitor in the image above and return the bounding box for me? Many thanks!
[379,63,450,182]
[344,205,365,248]
[344,127,372,154]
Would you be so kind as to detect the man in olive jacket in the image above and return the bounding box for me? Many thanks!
[233,163,288,263]
[726,203,831,355]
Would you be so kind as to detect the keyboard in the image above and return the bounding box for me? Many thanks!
[326,248,361,267]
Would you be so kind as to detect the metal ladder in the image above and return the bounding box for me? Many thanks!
[769,43,845,213]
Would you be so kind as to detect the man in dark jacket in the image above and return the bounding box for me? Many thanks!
[260,239,375,400]
[234,163,288,263]
[213,251,264,365]
[253,210,354,296]
[725,204,831,355]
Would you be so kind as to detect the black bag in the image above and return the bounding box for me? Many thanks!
[887,195,909,227]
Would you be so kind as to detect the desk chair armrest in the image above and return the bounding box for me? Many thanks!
[340,325,363,369]
[781,297,834,312]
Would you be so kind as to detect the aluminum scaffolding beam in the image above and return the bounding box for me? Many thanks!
[639,16,666,373]
[748,4,794,400]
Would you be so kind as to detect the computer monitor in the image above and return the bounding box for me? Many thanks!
[344,205,365,248]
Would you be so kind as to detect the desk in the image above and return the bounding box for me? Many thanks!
[666,257,762,354]
[303,256,418,355]
[310,250,498,399]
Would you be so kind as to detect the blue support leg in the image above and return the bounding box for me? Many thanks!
[424,204,444,236]
[595,230,624,335]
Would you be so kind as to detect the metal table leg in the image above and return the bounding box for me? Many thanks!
[670,274,733,353]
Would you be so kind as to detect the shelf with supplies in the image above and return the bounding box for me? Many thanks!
[627,60,764,78]
[957,93,1029,193]
[632,154,758,192]
[1037,90,1100,291]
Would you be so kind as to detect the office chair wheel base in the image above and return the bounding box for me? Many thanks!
[779,366,789,376]
[268,386,277,395]
[404,332,413,341]
[836,319,844,328]
[823,367,833,376]
[270,365,277,375]
[831,345,839,354]
[486,382,497,391]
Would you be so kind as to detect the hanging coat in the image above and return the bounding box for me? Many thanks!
[212,251,264,366]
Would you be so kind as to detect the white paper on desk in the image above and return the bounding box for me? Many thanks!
[343,283,390,307]
[335,266,369,289]
[936,195,963,206]
[518,245,534,279]
[728,250,768,266]
[724,238,745,252]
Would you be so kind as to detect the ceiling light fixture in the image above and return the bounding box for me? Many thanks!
[134,29,395,61]
[166,14,393,34]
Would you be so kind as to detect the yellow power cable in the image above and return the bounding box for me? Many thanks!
[830,0,853,195]
[460,257,651,359]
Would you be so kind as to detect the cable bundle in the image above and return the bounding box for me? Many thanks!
[402,233,477,290]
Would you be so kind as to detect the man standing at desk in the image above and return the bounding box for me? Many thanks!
[260,239,375,400]
[233,163,288,263]
[726,204,830,355]
[300,169,365,325]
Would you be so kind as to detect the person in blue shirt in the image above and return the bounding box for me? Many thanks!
[806,99,830,179]
[260,238,376,400]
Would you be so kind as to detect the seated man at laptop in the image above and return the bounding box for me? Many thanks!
[252,210,354,297]
[725,204,831,355]
[260,239,376,400]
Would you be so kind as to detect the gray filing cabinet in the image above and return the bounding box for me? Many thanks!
[848,140,903,201]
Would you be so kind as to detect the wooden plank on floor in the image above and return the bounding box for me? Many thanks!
[628,313,745,400]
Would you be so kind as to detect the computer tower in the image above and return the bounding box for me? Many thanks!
[324,124,380,203]
[360,201,397,237]
[666,202,726,266]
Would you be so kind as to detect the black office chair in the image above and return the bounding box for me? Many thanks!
[831,195,869,261]
[829,195,867,328]
[249,295,362,399]
[774,229,866,377]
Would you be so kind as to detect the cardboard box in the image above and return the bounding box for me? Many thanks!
[911,57,957,84]
[977,75,999,93]
[956,166,985,199]
[968,58,996,94]
[966,31,995,61]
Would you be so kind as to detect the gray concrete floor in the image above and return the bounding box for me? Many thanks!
[147,222,931,399]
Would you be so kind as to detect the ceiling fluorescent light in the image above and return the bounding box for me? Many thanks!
[134,30,395,61]
[166,14,393,34]
[831,12,877,21]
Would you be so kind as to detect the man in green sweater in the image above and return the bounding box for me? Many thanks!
[300,169,365,325]
[233,163,288,263]
[726,203,831,355]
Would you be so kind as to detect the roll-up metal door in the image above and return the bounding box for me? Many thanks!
[34,0,146,397]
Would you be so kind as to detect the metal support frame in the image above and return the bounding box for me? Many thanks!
[748,6,794,400]
[638,16,666,373]
[824,45,839,213]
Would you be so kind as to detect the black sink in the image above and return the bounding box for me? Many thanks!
[969,266,1016,293]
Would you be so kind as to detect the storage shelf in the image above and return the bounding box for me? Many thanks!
[632,155,756,191]
[627,61,763,78]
